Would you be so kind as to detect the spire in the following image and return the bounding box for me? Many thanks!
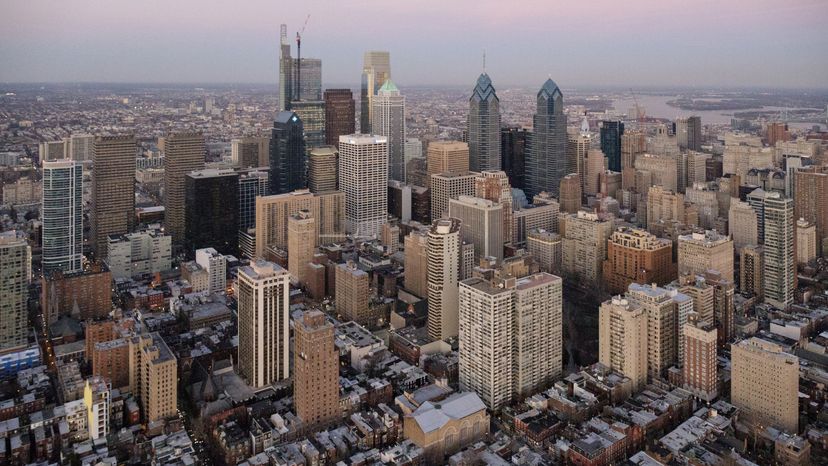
[482,49,486,73]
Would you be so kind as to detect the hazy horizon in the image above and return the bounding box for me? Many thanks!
[2,0,827,89]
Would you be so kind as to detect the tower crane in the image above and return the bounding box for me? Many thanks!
[295,14,311,101]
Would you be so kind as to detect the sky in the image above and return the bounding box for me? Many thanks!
[1,0,827,89]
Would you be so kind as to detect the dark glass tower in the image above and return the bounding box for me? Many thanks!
[526,78,567,198]
[468,73,501,173]
[501,126,528,191]
[324,89,355,148]
[600,120,624,172]
[269,111,306,195]
[185,169,240,257]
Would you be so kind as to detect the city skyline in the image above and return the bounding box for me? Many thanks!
[2,1,827,89]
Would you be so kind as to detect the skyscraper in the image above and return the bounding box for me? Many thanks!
[602,227,674,295]
[728,200,759,250]
[501,126,528,190]
[292,100,326,150]
[427,141,470,182]
[475,170,513,244]
[360,51,391,133]
[287,210,316,287]
[278,24,292,111]
[526,79,567,198]
[0,231,29,353]
[677,230,734,282]
[371,80,406,182]
[185,169,240,257]
[677,116,702,151]
[162,132,205,248]
[427,218,462,340]
[796,218,817,265]
[294,310,340,429]
[92,135,136,258]
[335,261,372,326]
[626,283,678,380]
[513,273,563,397]
[468,73,501,173]
[558,174,582,214]
[324,89,355,148]
[568,122,593,193]
[598,296,648,391]
[448,195,504,262]
[42,160,83,274]
[682,314,718,401]
[794,166,828,255]
[307,146,338,193]
[338,134,388,238]
[238,169,270,258]
[269,111,306,195]
[231,136,270,168]
[237,260,290,388]
[404,229,429,299]
[763,193,795,309]
[599,120,624,172]
[561,211,614,286]
[292,58,322,102]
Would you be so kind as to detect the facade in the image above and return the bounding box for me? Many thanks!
[269,111,306,195]
[448,195,503,261]
[598,297,648,391]
[404,230,429,299]
[526,79,567,198]
[427,141,470,182]
[185,169,240,256]
[84,377,110,440]
[92,135,137,257]
[796,218,817,265]
[728,200,759,250]
[307,146,338,193]
[291,58,323,102]
[162,132,205,247]
[41,265,111,324]
[677,230,734,282]
[39,140,65,162]
[794,166,828,255]
[763,193,795,309]
[278,25,292,110]
[635,152,679,193]
[584,149,606,196]
[131,333,178,423]
[731,338,799,433]
[231,137,269,168]
[335,262,372,326]
[324,89,355,148]
[237,261,290,388]
[468,73,501,173]
[559,173,582,214]
[238,169,270,257]
[513,273,563,397]
[561,211,614,286]
[646,186,687,231]
[501,127,528,190]
[0,231,30,353]
[105,225,171,279]
[427,218,462,340]
[291,100,326,150]
[568,125,593,192]
[371,80,406,182]
[513,197,559,244]
[599,120,624,172]
[527,229,562,274]
[430,171,477,220]
[339,134,389,238]
[41,160,83,274]
[621,130,646,172]
[254,189,344,256]
[287,210,316,287]
[475,170,513,244]
[360,51,391,133]
[195,248,227,295]
[682,316,718,401]
[740,245,764,299]
[676,116,702,151]
[626,283,677,380]
[603,227,674,295]
[294,310,340,429]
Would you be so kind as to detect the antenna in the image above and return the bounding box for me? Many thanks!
[482,49,486,73]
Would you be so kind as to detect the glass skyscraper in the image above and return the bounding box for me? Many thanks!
[526,78,567,198]
[371,80,406,182]
[185,169,240,257]
[269,111,307,195]
[468,73,501,173]
[600,120,624,172]
[42,160,83,274]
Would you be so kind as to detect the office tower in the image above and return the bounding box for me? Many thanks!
[646,186,687,231]
[794,166,828,255]
[92,135,137,257]
[676,116,702,151]
[238,169,270,258]
[765,122,789,146]
[558,174,582,214]
[731,338,799,433]
[237,260,290,388]
[468,73,501,173]
[404,230,429,298]
[292,58,323,102]
[677,230,734,282]
[599,120,624,172]
[584,149,606,196]
[796,218,817,265]
[106,226,172,279]
[740,245,764,299]
[406,157,429,188]
[527,229,562,274]
[288,210,316,286]
[427,218,462,340]
[371,80,406,182]
[308,146,338,193]
[292,100,326,150]
[381,221,400,254]
[626,283,677,379]
[512,193,559,243]
[184,169,239,256]
[162,132,204,248]
[682,315,718,401]
[41,160,83,274]
[324,89,355,148]
[636,153,679,194]
[335,261,372,326]
[603,227,674,294]
[360,51,391,133]
[427,141,470,182]
[702,270,735,347]
[561,211,613,286]
[388,180,412,222]
[475,170,513,244]
[269,111,306,195]
[195,248,226,295]
[403,139,423,183]
[294,310,339,429]
[686,151,710,187]
[231,137,270,168]
[598,297,648,391]
[84,376,110,440]
[621,130,646,170]
[684,182,719,230]
[0,231,29,353]
[64,134,94,161]
[513,273,563,397]
[39,140,65,162]
[129,333,178,423]
[449,195,504,261]
[278,24,292,110]
[41,264,111,324]
[339,134,388,238]
[254,190,344,256]
[526,79,567,198]
[763,193,795,309]
[728,200,759,250]
[430,171,477,221]
[501,127,528,190]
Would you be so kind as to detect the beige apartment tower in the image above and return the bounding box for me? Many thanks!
[427,141,470,182]
[0,231,30,353]
[163,132,205,246]
[603,227,675,295]
[728,200,759,250]
[287,210,316,287]
[796,218,816,265]
[294,310,340,429]
[677,230,735,282]
[91,135,136,258]
[430,171,477,220]
[627,283,678,380]
[308,146,338,193]
[794,166,828,255]
[427,218,462,340]
[255,190,344,257]
[558,173,582,214]
[475,170,513,244]
[335,261,372,326]
[599,297,648,391]
[404,230,429,298]
[448,195,504,261]
[561,211,613,286]
[129,333,178,423]
[513,273,563,397]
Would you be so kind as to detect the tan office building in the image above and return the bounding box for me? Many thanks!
[558,173,582,214]
[163,132,205,246]
[427,141,469,182]
[307,146,338,193]
[449,195,504,261]
[677,230,734,282]
[403,230,429,298]
[430,171,477,220]
[475,170,513,244]
[91,135,136,257]
[728,200,759,250]
[287,210,316,287]
[255,189,344,257]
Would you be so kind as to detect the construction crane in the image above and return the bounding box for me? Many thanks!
[295,14,311,101]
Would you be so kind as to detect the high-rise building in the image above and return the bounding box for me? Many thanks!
[599,296,648,392]
[677,230,734,282]
[599,120,624,172]
[646,186,688,231]
[728,200,759,250]
[527,229,562,274]
[92,135,137,257]
[740,245,764,299]
[41,264,111,324]
[526,79,567,198]
[339,134,388,238]
[288,210,316,287]
[231,137,270,168]
[427,218,462,340]
[404,230,429,299]
[130,333,178,423]
[731,338,799,433]
[185,169,239,256]
[238,169,270,258]
[42,160,83,274]
[468,73,501,173]
[583,149,606,196]
[308,146,338,193]
[513,273,563,397]
[501,127,528,190]
[676,116,702,151]
[558,174,582,214]
[335,261,372,326]
[324,89,355,148]
[621,130,646,189]
[430,171,477,220]
[568,121,593,191]
[162,132,205,247]
[603,227,674,295]
[39,140,65,163]
[427,141,470,182]
[626,283,678,379]
[0,231,30,353]
[475,170,513,244]
[403,139,423,184]
[269,111,306,195]
[278,24,292,111]
[254,189,344,257]
[448,195,504,262]
[84,376,110,440]
[765,122,789,146]
[763,193,795,309]
[292,58,323,102]
[64,134,94,161]
[372,80,406,182]
[635,153,679,193]
[682,314,718,401]
[292,100,326,150]
[794,166,828,255]
[561,211,614,286]
[796,218,817,265]
[237,260,290,388]
[360,51,391,133]
[294,310,340,429]
[195,248,227,295]
[105,225,172,279]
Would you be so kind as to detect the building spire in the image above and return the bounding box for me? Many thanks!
[482,49,486,73]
